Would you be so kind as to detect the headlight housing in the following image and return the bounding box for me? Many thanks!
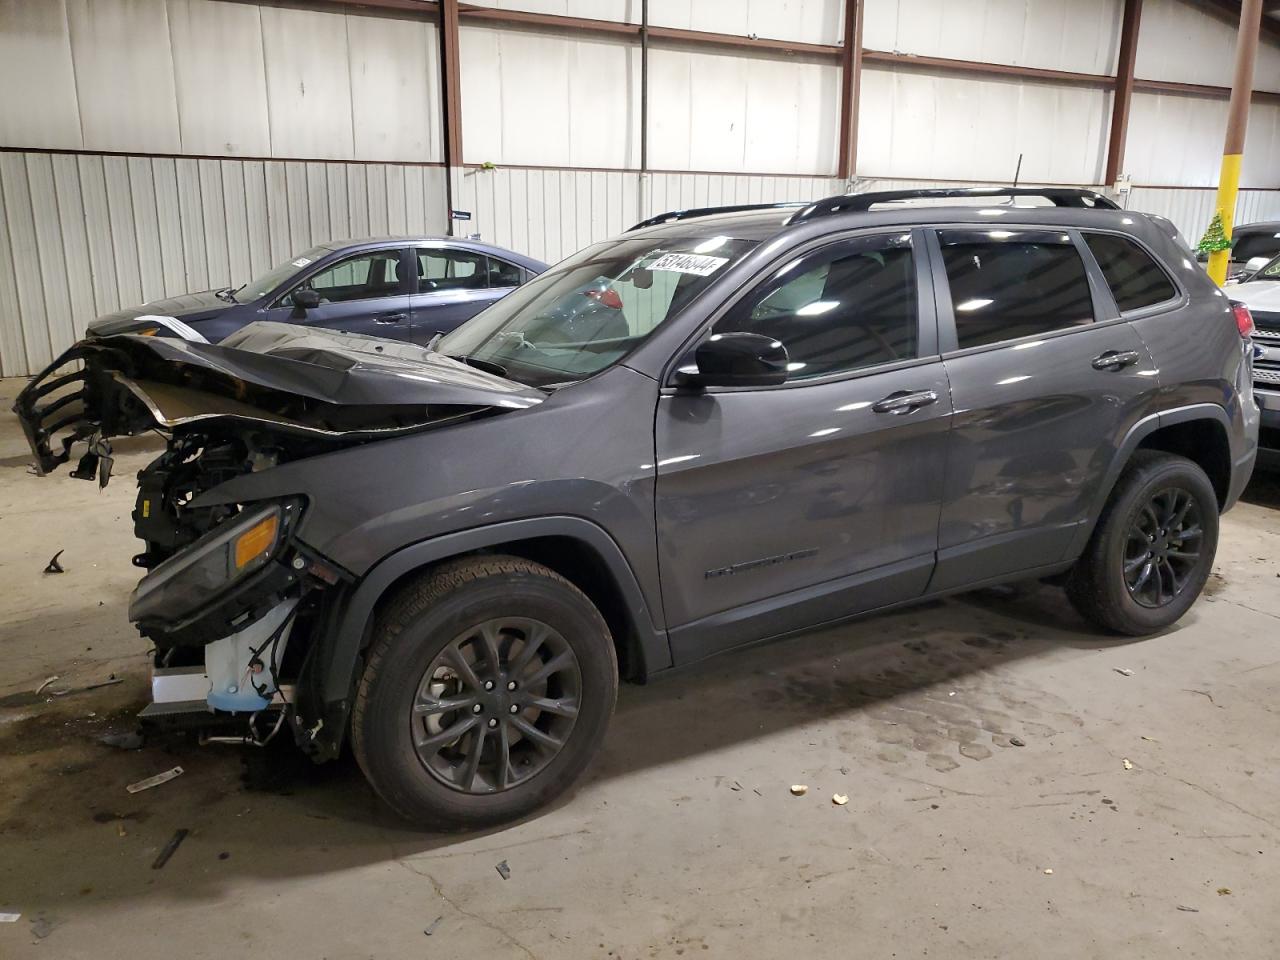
[129,502,291,624]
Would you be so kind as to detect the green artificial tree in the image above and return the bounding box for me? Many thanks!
[1197,211,1232,255]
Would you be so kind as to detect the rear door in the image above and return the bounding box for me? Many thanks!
[262,248,415,340]
[653,230,953,664]
[410,246,526,341]
[928,227,1159,590]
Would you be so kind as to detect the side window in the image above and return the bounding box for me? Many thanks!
[940,232,1095,349]
[487,257,525,288]
[417,248,489,291]
[713,234,917,381]
[283,250,404,306]
[1084,233,1177,312]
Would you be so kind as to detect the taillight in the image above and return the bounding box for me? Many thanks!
[585,288,623,309]
[1232,301,1255,337]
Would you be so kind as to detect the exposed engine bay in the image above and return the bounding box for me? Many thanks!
[13,322,544,749]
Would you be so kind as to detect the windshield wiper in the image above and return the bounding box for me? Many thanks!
[213,287,239,303]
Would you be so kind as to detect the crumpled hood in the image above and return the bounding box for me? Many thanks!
[131,321,544,409]
[13,321,543,479]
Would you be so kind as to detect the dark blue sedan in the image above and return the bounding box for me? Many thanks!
[88,236,548,346]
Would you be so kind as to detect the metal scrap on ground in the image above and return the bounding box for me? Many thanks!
[495,860,510,880]
[152,828,190,869]
[43,551,65,574]
[126,766,184,794]
[424,916,443,936]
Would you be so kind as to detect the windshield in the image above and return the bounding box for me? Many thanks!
[236,246,330,301]
[438,235,759,387]
[1257,253,1280,280]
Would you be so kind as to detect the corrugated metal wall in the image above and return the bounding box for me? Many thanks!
[1,0,1279,376]
[0,152,448,376]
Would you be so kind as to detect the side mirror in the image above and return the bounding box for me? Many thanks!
[675,332,789,389]
[1244,255,1271,277]
[291,288,321,318]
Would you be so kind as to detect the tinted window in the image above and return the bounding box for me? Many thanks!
[1084,233,1176,312]
[283,250,404,306]
[714,234,917,380]
[417,248,488,291]
[941,232,1094,349]
[1233,232,1280,264]
[488,257,524,287]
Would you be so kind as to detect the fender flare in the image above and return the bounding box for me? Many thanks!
[1066,402,1233,558]
[313,516,670,710]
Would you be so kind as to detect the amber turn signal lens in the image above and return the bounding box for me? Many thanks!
[234,513,279,570]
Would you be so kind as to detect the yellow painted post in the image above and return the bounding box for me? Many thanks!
[1207,0,1263,286]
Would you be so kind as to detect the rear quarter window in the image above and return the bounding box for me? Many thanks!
[1083,233,1177,312]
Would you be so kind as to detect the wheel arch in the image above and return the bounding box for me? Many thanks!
[301,517,669,759]
[1068,404,1233,559]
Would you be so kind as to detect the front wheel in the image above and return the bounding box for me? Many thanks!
[1067,451,1219,635]
[352,556,617,829]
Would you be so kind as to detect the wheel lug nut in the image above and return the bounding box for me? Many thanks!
[488,718,498,728]
[472,703,482,714]
[507,681,517,691]
[484,680,495,691]
[509,704,519,714]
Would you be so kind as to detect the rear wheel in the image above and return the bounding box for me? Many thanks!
[352,556,617,829]
[1067,451,1219,635]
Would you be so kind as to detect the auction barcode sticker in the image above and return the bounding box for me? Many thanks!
[649,253,730,276]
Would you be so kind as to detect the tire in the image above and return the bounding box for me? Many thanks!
[1067,450,1219,636]
[352,555,617,829]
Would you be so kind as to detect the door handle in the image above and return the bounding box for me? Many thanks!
[374,312,408,324]
[871,389,939,415]
[1091,349,1142,371]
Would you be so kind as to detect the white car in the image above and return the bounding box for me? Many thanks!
[1229,253,1280,469]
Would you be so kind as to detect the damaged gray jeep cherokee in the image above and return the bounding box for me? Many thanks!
[15,188,1259,828]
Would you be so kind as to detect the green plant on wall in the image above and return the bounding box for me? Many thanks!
[1197,212,1233,255]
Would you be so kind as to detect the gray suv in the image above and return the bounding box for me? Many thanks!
[15,188,1260,829]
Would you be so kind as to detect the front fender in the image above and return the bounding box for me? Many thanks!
[297,515,670,760]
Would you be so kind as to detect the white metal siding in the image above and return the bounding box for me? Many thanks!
[1126,187,1280,245]
[864,0,1124,75]
[449,167,842,267]
[1136,0,1280,89]
[459,25,642,169]
[1,0,443,163]
[647,46,841,175]
[1126,93,1280,188]
[0,151,448,376]
[857,67,1112,184]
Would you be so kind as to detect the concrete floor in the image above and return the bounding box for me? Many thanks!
[2,377,1279,959]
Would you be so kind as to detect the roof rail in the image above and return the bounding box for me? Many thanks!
[629,202,806,232]
[785,187,1120,225]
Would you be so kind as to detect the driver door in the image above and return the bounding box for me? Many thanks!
[263,248,415,340]
[654,231,953,665]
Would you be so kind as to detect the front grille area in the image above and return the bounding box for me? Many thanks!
[1255,311,1280,392]
[1257,367,1280,386]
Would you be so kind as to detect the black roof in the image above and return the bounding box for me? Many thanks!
[1234,220,1280,235]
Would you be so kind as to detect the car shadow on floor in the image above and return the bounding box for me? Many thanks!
[1241,468,1280,510]
[0,575,1160,908]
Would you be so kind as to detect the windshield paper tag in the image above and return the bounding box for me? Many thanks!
[292,257,312,268]
[649,253,729,276]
